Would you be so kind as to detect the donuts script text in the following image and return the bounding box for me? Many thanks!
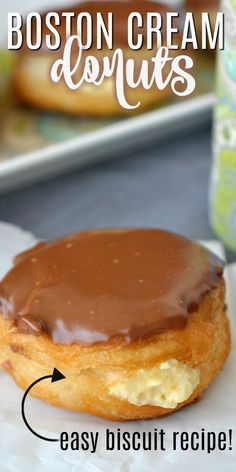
[50,36,195,109]
[7,11,224,109]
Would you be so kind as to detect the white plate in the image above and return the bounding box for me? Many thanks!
[0,223,235,472]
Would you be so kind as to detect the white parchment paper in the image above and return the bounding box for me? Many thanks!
[0,221,235,472]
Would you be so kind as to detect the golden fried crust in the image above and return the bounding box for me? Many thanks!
[12,49,171,117]
[0,280,230,421]
[12,0,174,116]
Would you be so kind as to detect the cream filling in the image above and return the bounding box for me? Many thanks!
[109,359,200,409]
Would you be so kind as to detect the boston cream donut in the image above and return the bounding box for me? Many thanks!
[0,229,230,421]
[12,1,175,116]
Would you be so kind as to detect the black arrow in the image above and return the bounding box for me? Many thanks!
[21,368,66,442]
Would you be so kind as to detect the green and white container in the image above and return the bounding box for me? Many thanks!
[210,0,236,251]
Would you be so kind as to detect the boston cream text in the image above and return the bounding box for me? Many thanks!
[8,11,224,110]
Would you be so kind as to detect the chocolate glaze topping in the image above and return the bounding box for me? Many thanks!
[0,229,224,345]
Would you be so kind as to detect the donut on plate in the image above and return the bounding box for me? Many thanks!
[0,228,230,421]
[12,1,178,116]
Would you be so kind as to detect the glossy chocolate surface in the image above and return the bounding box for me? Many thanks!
[0,229,223,344]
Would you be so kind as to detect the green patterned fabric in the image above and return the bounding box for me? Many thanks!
[211,0,236,250]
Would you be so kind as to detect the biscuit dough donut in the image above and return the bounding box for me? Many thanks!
[12,1,176,116]
[0,228,230,421]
